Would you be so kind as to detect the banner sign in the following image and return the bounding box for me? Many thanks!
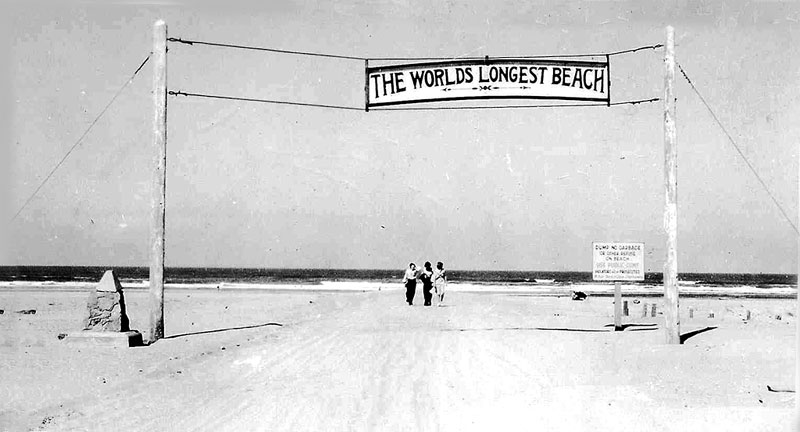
[592,242,645,281]
[366,58,610,108]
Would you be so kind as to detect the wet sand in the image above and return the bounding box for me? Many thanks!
[0,287,795,431]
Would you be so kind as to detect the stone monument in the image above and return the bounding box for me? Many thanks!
[64,270,143,347]
[84,269,130,332]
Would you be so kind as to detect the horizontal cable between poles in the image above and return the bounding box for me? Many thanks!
[677,62,798,235]
[167,37,663,62]
[169,90,659,111]
[371,45,664,61]
[606,44,664,56]
[168,90,364,111]
[167,38,365,61]
[367,97,660,111]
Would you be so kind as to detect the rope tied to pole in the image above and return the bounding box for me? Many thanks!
[168,90,364,111]
[166,36,664,62]
[168,89,660,111]
[677,62,798,235]
[167,37,365,61]
[10,53,152,223]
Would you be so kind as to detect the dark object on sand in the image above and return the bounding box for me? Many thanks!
[571,291,587,301]
[767,385,795,393]
[16,309,36,315]
[0,309,4,314]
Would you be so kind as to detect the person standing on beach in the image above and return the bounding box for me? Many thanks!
[434,261,447,306]
[420,262,434,306]
[403,263,418,305]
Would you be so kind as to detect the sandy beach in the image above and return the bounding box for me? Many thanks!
[0,285,795,431]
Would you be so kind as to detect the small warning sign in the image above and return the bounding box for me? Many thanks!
[592,242,645,281]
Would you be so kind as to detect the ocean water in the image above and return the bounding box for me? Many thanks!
[0,266,794,288]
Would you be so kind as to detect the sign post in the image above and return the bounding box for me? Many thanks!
[592,242,645,331]
[614,282,622,330]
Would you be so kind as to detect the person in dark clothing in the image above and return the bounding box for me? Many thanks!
[402,263,418,305]
[420,262,434,306]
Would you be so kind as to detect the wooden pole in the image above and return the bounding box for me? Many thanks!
[614,282,622,331]
[148,20,167,344]
[795,76,800,426]
[663,26,680,345]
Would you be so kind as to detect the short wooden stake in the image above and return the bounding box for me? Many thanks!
[689,307,694,319]
[642,303,648,318]
[651,304,657,318]
[623,300,629,317]
[746,310,751,320]
[614,282,622,331]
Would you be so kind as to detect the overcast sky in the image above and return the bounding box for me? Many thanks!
[3,1,799,273]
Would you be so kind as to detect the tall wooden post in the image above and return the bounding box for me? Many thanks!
[663,26,680,344]
[148,20,167,343]
[795,46,800,421]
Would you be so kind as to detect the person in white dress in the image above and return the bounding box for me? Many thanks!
[433,261,447,306]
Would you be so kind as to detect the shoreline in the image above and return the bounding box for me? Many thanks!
[0,280,795,299]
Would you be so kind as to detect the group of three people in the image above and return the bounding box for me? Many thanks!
[402,261,447,306]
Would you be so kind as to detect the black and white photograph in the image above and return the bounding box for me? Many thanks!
[2,1,798,430]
